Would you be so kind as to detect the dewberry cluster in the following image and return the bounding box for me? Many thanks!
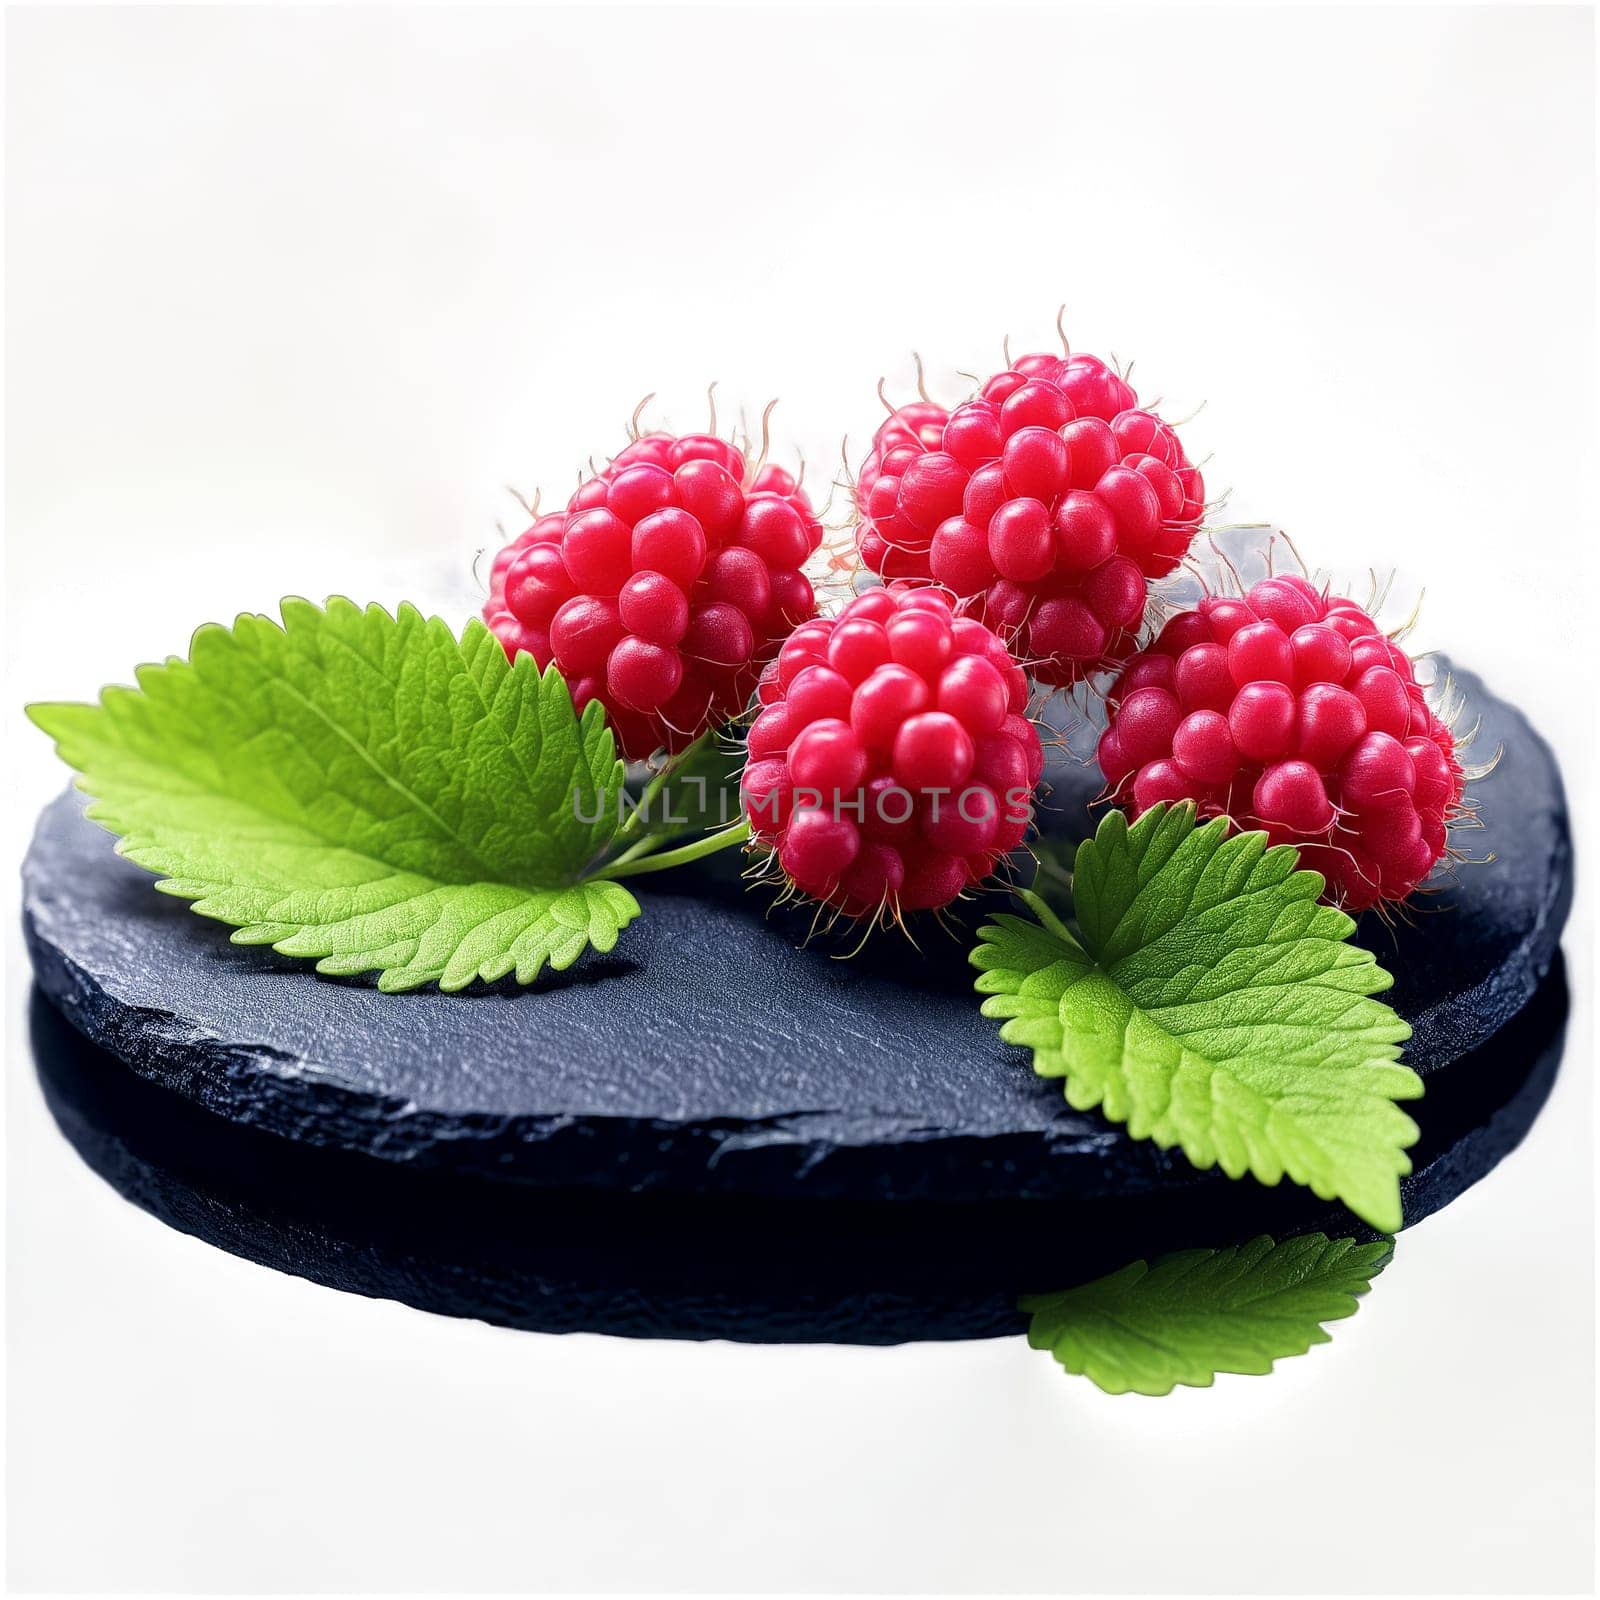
[1098,574,1465,909]
[854,352,1206,685]
[480,338,1465,922]
[484,431,823,760]
[740,586,1043,918]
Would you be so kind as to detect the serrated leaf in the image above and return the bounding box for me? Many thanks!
[973,804,1420,1231]
[29,598,640,992]
[1022,1232,1393,1396]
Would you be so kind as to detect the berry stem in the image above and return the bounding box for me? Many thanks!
[1032,849,1074,904]
[603,834,666,870]
[612,733,713,848]
[599,819,751,881]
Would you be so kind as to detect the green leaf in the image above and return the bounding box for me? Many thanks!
[1022,1232,1393,1396]
[28,598,641,992]
[972,804,1420,1231]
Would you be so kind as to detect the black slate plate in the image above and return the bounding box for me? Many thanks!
[28,960,1569,1343]
[21,663,1570,1206]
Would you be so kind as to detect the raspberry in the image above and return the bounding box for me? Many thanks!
[741,586,1043,919]
[1097,574,1465,910]
[852,347,1206,686]
[484,428,824,759]
[854,397,951,580]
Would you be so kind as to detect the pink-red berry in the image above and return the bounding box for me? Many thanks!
[742,586,1043,918]
[854,399,952,581]
[1097,574,1465,909]
[853,349,1207,685]
[484,430,824,759]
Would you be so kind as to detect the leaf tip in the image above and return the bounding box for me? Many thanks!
[24,700,74,740]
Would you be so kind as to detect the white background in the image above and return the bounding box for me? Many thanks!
[5,5,1595,1593]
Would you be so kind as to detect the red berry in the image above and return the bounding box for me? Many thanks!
[854,399,950,517]
[563,508,634,595]
[674,460,745,542]
[1228,621,1294,687]
[779,808,861,899]
[1133,758,1207,810]
[1200,595,1255,641]
[549,596,623,676]
[739,758,794,833]
[483,424,824,759]
[618,572,689,645]
[703,547,772,619]
[1172,709,1237,785]
[1253,760,1335,835]
[1296,683,1367,766]
[930,517,996,593]
[828,617,892,682]
[1229,681,1296,763]
[1249,576,1322,633]
[900,850,969,913]
[1117,687,1183,768]
[838,842,907,913]
[608,638,682,712]
[786,665,854,725]
[1001,380,1073,435]
[606,464,676,525]
[488,510,565,604]
[1289,622,1353,687]
[852,348,1206,684]
[1002,428,1071,502]
[1174,641,1234,712]
[743,586,1042,918]
[684,601,755,673]
[1063,418,1120,487]
[893,711,975,792]
[1113,652,1177,702]
[1030,596,1107,664]
[503,542,575,627]
[851,663,930,749]
[886,606,954,679]
[988,498,1055,581]
[1098,577,1464,910]
[1354,666,1413,738]
[938,655,1009,734]
[631,507,706,589]
[748,704,794,761]
[1054,492,1118,570]
[945,404,1004,471]
[770,570,816,628]
[741,495,810,567]
[789,719,868,796]
[898,452,968,532]
[1340,731,1416,808]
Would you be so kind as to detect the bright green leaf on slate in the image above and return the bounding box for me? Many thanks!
[28,599,640,992]
[1022,1232,1393,1396]
[972,804,1420,1231]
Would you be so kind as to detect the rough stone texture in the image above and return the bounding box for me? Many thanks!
[22,663,1569,1205]
[30,962,1570,1343]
